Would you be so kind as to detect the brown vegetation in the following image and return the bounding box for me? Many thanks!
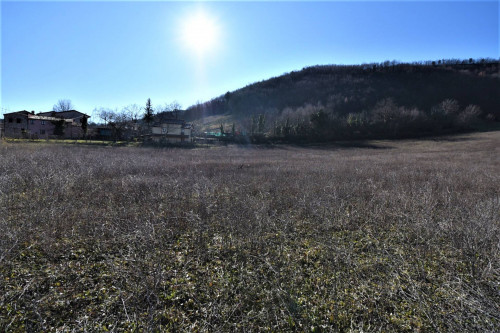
[1,132,499,331]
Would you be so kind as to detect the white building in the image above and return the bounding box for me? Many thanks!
[149,119,193,143]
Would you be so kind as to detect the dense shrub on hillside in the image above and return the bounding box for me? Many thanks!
[266,98,487,142]
[1,135,499,331]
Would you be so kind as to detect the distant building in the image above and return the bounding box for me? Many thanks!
[147,118,193,143]
[95,127,113,139]
[3,110,90,139]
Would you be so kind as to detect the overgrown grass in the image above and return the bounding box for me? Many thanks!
[1,138,139,147]
[1,132,499,331]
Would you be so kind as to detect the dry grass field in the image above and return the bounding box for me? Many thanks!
[1,132,499,331]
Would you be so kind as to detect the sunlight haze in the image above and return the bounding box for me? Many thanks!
[180,9,221,57]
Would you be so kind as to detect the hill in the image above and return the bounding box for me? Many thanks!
[185,58,500,140]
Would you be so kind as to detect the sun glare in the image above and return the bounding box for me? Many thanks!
[181,11,219,56]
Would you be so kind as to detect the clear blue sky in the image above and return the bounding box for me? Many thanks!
[1,1,498,117]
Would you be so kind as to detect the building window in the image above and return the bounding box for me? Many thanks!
[41,121,45,125]
[16,118,21,123]
[162,128,167,134]
[30,120,35,125]
[8,118,13,123]
[40,130,45,135]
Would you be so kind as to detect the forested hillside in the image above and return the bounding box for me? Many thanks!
[185,59,500,140]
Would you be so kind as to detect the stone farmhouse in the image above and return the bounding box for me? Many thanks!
[3,110,90,139]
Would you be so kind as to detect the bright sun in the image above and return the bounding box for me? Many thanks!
[181,11,219,55]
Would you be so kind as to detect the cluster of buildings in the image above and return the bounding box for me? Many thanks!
[2,110,89,139]
[1,110,194,143]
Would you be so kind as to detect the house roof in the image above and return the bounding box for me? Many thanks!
[4,110,90,119]
[3,110,32,116]
[38,110,90,118]
[154,118,186,126]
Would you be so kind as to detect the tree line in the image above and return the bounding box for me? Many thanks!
[90,99,183,140]
[186,58,499,141]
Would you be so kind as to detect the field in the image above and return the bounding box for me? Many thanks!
[1,132,499,331]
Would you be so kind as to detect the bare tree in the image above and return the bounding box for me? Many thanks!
[95,107,115,125]
[438,99,460,116]
[168,101,182,112]
[156,101,182,113]
[372,98,399,124]
[95,107,131,141]
[123,104,141,123]
[457,105,482,126]
[111,109,130,141]
[155,101,183,121]
[169,101,182,119]
[53,99,74,112]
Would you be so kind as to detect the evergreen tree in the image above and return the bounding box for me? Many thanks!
[52,119,65,137]
[81,116,88,136]
[143,98,154,125]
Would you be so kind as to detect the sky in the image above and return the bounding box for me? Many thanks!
[1,1,499,118]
